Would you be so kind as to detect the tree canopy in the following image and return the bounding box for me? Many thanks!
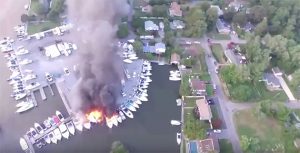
[110,141,129,153]
[117,23,129,39]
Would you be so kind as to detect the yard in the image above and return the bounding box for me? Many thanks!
[184,97,197,107]
[207,30,231,40]
[219,139,234,153]
[27,21,60,35]
[234,109,298,153]
[210,44,227,64]
[183,109,210,140]
[206,84,213,97]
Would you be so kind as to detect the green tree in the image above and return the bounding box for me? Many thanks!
[131,16,144,30]
[34,3,47,15]
[248,5,267,23]
[117,23,129,39]
[254,18,268,36]
[223,7,236,23]
[240,135,251,151]
[230,84,253,101]
[132,40,143,54]
[152,5,168,17]
[200,1,211,12]
[149,0,170,5]
[232,12,247,26]
[184,8,207,37]
[50,0,65,13]
[206,7,218,30]
[110,141,129,153]
[164,30,175,47]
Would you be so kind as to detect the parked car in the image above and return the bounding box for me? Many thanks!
[213,129,221,133]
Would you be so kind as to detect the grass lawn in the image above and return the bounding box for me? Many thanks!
[184,97,197,107]
[206,84,213,97]
[210,105,219,119]
[207,31,231,40]
[234,109,297,152]
[211,44,227,64]
[253,82,288,102]
[27,21,60,35]
[29,0,40,15]
[183,109,209,140]
[219,139,234,153]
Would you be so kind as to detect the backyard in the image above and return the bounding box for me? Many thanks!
[234,109,298,153]
[207,30,231,40]
[210,44,227,64]
[27,21,60,35]
[183,109,210,140]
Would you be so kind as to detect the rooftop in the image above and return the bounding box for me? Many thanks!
[169,2,182,17]
[263,73,281,87]
[196,98,212,120]
[190,78,206,91]
[198,138,218,153]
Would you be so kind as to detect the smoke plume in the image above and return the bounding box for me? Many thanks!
[67,0,129,117]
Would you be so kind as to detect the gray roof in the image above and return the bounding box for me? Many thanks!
[263,73,280,87]
[144,20,158,31]
[216,19,230,32]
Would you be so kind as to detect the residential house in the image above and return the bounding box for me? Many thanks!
[184,45,200,57]
[169,2,182,17]
[144,21,159,31]
[272,67,283,76]
[196,98,212,121]
[142,5,152,13]
[198,138,220,153]
[170,20,185,30]
[143,42,166,54]
[262,73,281,91]
[190,78,206,95]
[216,19,231,34]
[170,53,180,65]
[211,5,224,16]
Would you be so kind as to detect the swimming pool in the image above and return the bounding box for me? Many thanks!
[189,141,198,153]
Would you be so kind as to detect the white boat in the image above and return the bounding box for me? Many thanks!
[48,132,57,144]
[16,102,34,113]
[10,71,20,79]
[140,85,148,89]
[106,117,113,128]
[130,101,139,108]
[19,137,29,151]
[34,123,44,134]
[123,59,133,63]
[111,116,118,127]
[22,74,36,81]
[129,56,138,60]
[119,111,126,120]
[171,120,181,126]
[176,99,182,106]
[83,122,91,130]
[53,128,62,141]
[169,76,181,81]
[177,133,181,145]
[134,100,142,105]
[170,73,181,77]
[16,100,30,108]
[137,96,148,102]
[25,82,40,90]
[59,123,69,139]
[16,49,29,56]
[19,59,33,65]
[44,134,51,144]
[140,92,148,97]
[66,121,75,135]
[144,72,152,76]
[73,119,83,131]
[15,93,27,100]
[56,110,65,121]
[170,70,180,74]
[127,104,137,112]
[122,109,134,118]
[140,81,149,86]
[117,115,122,123]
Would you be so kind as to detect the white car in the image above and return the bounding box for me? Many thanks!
[213,129,221,133]
[45,72,53,82]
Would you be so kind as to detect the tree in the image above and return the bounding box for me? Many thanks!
[149,0,170,6]
[240,135,251,151]
[230,84,253,101]
[232,12,247,26]
[117,24,129,39]
[47,10,59,21]
[21,14,29,23]
[200,2,211,12]
[133,40,143,54]
[164,30,175,47]
[223,7,236,23]
[206,7,218,30]
[110,141,129,153]
[248,5,267,23]
[50,0,65,13]
[184,8,207,37]
[254,18,268,36]
[131,16,144,30]
[34,3,47,15]
[152,5,168,17]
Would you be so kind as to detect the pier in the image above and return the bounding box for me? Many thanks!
[39,87,46,101]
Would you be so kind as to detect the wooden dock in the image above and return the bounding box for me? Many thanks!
[39,87,46,101]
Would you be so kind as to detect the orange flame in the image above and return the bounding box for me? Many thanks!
[86,109,103,123]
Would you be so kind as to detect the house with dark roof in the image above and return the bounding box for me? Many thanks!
[170,53,180,65]
[143,42,166,54]
[169,2,182,17]
[216,19,231,34]
[189,78,206,95]
[262,73,281,91]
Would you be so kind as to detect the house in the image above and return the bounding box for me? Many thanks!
[169,2,182,17]
[196,98,212,121]
[170,20,185,30]
[184,45,200,57]
[262,73,281,91]
[142,5,152,13]
[272,67,283,76]
[170,53,180,65]
[190,78,206,95]
[143,42,166,54]
[211,5,224,16]
[198,138,220,153]
[216,19,231,34]
[144,21,159,31]
[155,42,166,54]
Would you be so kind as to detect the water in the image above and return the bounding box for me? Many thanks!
[1,63,181,153]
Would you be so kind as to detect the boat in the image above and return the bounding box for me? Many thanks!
[48,132,57,144]
[169,76,181,81]
[119,111,126,120]
[134,100,142,105]
[19,59,33,65]
[29,127,38,138]
[16,49,29,56]
[106,117,113,128]
[73,119,83,131]
[127,103,137,112]
[137,96,148,102]
[22,74,36,81]
[48,117,56,126]
[140,81,149,86]
[53,128,62,141]
[15,93,27,100]
[59,123,69,139]
[16,100,30,108]
[10,71,20,79]
[16,102,34,113]
[19,137,29,151]
[129,56,138,60]
[52,115,61,124]
[177,133,181,145]
[111,116,118,127]
[44,134,51,144]
[176,99,182,106]
[171,120,181,126]
[122,108,134,118]
[34,123,44,134]
[56,110,65,121]
[66,121,75,135]
[123,59,133,63]
[117,114,123,123]
[25,82,40,90]
[43,119,51,128]
[129,100,139,108]
[83,121,91,130]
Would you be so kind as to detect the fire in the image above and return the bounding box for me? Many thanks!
[86,109,104,123]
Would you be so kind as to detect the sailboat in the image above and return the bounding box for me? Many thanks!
[170,120,181,126]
